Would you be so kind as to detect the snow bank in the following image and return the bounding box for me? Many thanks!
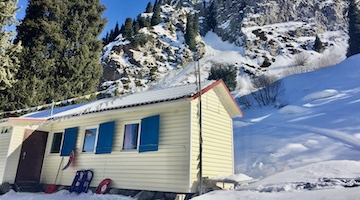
[0,190,135,200]
[279,105,309,114]
[303,89,338,102]
[193,160,360,200]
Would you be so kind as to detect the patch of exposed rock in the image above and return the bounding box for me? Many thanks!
[101,4,205,93]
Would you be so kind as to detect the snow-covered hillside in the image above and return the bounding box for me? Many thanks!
[233,54,360,179]
[100,1,349,95]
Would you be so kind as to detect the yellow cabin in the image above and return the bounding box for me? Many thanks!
[0,80,243,195]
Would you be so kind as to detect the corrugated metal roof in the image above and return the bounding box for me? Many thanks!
[21,101,92,118]
[24,80,215,120]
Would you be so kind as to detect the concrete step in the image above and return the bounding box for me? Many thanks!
[14,181,42,193]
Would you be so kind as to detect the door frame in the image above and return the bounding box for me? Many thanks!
[15,129,48,183]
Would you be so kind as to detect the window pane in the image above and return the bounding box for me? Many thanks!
[51,132,63,153]
[1,126,12,134]
[83,128,97,152]
[123,124,139,150]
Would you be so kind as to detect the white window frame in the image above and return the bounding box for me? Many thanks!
[122,121,141,151]
[82,126,99,153]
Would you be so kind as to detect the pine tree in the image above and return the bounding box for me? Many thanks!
[137,14,150,28]
[313,35,324,53]
[120,24,125,34]
[102,22,120,45]
[11,0,106,110]
[114,22,120,38]
[6,0,55,109]
[162,0,171,4]
[123,17,134,39]
[133,20,140,34]
[194,12,199,34]
[145,2,153,13]
[208,64,237,91]
[206,2,217,32]
[110,29,115,41]
[0,0,21,91]
[151,0,161,26]
[102,32,109,45]
[52,0,106,101]
[185,13,197,51]
[347,0,360,57]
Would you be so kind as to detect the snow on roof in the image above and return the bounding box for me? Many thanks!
[23,80,216,120]
[21,102,92,118]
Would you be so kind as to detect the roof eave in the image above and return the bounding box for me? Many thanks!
[193,79,244,118]
[8,117,48,123]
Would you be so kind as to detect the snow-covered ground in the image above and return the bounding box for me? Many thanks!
[2,32,360,199]
[234,54,360,179]
[3,162,360,199]
[0,190,134,200]
[193,160,360,200]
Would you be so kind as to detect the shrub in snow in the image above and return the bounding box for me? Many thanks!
[237,95,254,109]
[292,52,310,67]
[309,54,343,70]
[282,65,309,76]
[251,75,285,107]
[284,53,342,77]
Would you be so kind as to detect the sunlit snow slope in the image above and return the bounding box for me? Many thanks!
[234,54,360,178]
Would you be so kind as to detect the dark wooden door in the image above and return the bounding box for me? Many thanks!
[15,129,48,182]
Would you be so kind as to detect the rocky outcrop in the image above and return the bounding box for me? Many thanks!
[196,0,347,73]
[195,0,349,43]
[101,4,205,93]
[158,0,349,76]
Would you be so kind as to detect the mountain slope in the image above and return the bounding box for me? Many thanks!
[101,4,205,93]
[100,0,350,94]
[234,54,360,178]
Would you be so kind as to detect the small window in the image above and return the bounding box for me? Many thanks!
[82,128,98,152]
[1,126,12,134]
[123,123,139,150]
[51,132,63,153]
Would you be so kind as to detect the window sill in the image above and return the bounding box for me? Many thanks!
[47,153,61,156]
[120,149,138,152]
[81,151,95,154]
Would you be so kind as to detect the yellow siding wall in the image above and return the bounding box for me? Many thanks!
[40,101,192,193]
[0,131,11,183]
[190,89,234,192]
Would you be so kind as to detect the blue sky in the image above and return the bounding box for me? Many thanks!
[16,0,155,38]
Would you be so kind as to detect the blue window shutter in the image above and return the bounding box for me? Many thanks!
[96,121,115,154]
[60,127,78,156]
[139,115,160,153]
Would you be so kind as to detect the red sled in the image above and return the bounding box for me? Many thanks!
[96,178,112,194]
